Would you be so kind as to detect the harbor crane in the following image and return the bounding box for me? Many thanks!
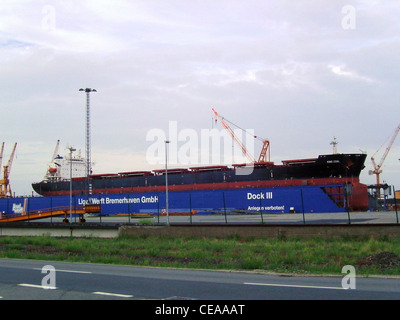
[212,108,270,163]
[0,142,17,198]
[370,124,400,195]
[45,139,61,179]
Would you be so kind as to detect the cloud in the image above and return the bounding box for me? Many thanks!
[1,0,400,195]
[328,64,374,83]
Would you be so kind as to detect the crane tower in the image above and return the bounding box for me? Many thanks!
[0,142,17,198]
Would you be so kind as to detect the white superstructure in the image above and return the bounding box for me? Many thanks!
[44,140,87,181]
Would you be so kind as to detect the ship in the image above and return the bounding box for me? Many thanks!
[32,146,368,211]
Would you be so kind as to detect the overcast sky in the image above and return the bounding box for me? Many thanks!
[1,0,400,196]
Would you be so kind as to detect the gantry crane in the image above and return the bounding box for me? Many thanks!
[0,142,17,198]
[211,108,270,163]
[370,124,400,196]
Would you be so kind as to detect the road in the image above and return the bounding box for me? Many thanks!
[0,258,399,302]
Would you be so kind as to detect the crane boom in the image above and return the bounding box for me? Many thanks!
[212,108,255,163]
[376,124,400,170]
[212,108,270,163]
[6,142,17,175]
[0,142,4,170]
[52,140,60,160]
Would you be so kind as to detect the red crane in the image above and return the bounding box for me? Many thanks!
[370,124,400,193]
[212,108,270,163]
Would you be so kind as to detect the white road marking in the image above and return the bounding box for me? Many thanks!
[92,291,134,298]
[18,283,57,290]
[244,282,345,290]
[33,268,92,274]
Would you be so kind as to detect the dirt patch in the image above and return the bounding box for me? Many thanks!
[357,252,400,270]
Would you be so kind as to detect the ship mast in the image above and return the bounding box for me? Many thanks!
[330,137,338,154]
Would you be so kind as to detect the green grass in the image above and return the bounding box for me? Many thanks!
[0,235,399,276]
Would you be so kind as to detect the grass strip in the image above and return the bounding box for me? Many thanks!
[0,235,399,276]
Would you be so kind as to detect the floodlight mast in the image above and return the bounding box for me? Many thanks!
[79,88,97,197]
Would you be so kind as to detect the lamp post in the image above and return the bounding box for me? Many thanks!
[79,88,97,199]
[68,146,76,223]
[165,140,170,226]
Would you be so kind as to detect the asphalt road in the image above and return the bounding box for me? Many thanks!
[0,258,399,303]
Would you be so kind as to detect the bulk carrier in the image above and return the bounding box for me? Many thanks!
[31,146,368,213]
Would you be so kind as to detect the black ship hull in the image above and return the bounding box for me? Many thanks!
[32,153,366,195]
